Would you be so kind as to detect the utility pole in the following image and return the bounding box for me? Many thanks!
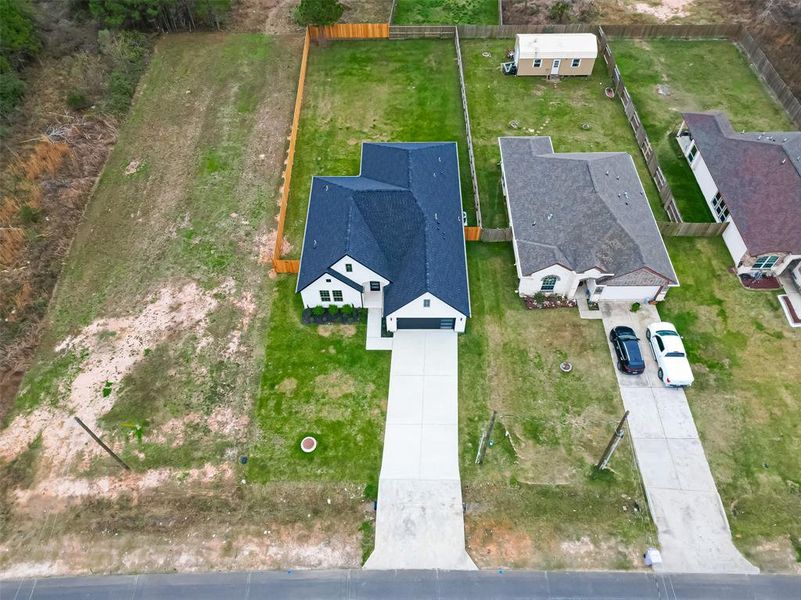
[596,410,629,471]
[74,416,131,471]
[475,410,497,465]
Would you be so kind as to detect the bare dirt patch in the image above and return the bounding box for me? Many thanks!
[277,377,298,394]
[632,0,694,20]
[0,282,218,466]
[314,371,357,399]
[316,323,357,338]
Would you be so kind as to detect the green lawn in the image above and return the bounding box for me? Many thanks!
[393,0,499,24]
[611,40,795,223]
[462,40,664,228]
[459,243,655,569]
[247,276,390,487]
[660,238,801,571]
[283,40,473,257]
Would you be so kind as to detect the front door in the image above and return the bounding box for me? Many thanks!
[550,59,561,75]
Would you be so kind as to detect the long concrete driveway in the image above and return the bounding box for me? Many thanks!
[599,302,758,574]
[364,330,475,570]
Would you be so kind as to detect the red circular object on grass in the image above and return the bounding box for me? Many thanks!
[301,436,317,453]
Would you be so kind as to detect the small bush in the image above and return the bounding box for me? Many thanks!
[0,67,25,122]
[340,303,354,315]
[327,304,339,316]
[311,305,325,317]
[532,292,547,304]
[66,89,91,110]
[293,0,344,26]
[19,203,41,224]
[631,302,641,313]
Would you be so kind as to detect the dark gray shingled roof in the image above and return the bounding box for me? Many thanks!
[296,142,470,316]
[499,136,677,286]
[683,112,801,256]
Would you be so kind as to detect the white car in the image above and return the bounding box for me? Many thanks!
[645,322,694,387]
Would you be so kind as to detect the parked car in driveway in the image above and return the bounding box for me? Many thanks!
[645,322,694,387]
[609,326,645,374]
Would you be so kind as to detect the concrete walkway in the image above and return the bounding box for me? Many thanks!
[366,308,393,351]
[597,302,758,574]
[364,330,475,570]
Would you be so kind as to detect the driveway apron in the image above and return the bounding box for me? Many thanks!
[599,302,758,574]
[364,330,476,570]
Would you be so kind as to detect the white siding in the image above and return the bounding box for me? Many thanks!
[688,150,719,210]
[300,274,362,309]
[330,255,389,289]
[722,220,749,269]
[385,292,467,333]
[518,264,577,297]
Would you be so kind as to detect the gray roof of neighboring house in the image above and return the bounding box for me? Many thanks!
[683,112,801,256]
[499,136,677,287]
[296,142,470,316]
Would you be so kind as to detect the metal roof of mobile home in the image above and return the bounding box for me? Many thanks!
[515,33,598,59]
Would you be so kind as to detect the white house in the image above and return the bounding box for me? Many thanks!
[512,33,597,77]
[678,112,801,278]
[499,136,678,303]
[296,142,470,332]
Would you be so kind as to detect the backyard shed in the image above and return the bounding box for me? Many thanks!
[513,33,597,77]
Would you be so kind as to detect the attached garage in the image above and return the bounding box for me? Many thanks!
[396,318,456,330]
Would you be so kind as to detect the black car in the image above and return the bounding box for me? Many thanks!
[610,326,645,375]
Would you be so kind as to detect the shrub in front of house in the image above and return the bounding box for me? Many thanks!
[302,304,361,324]
[523,293,577,310]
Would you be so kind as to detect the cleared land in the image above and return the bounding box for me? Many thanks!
[612,40,795,222]
[282,40,473,257]
[0,34,379,577]
[394,0,499,24]
[462,40,664,228]
[459,244,655,569]
[659,238,801,573]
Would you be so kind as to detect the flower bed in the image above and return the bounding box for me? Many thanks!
[523,294,577,310]
[301,304,362,325]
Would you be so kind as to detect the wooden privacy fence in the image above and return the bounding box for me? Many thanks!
[601,23,739,39]
[598,26,682,223]
[273,28,310,274]
[464,226,482,241]
[454,27,482,228]
[309,23,389,40]
[658,221,728,237]
[481,227,512,242]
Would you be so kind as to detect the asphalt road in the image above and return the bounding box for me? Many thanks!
[1,569,799,599]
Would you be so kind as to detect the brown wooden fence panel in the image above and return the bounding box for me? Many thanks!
[658,221,728,237]
[737,30,801,129]
[480,227,512,242]
[464,226,482,241]
[601,23,739,39]
[390,25,456,39]
[274,259,301,273]
[454,28,482,228]
[272,28,310,271]
[310,23,389,40]
[458,24,596,38]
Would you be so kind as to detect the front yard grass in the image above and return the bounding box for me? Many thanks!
[459,243,655,569]
[282,40,473,257]
[659,238,801,572]
[393,0,499,24]
[462,39,663,228]
[247,276,390,486]
[611,40,795,223]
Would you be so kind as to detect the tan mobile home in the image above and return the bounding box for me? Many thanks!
[513,33,597,77]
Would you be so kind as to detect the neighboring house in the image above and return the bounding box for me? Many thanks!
[678,112,801,277]
[296,142,470,332]
[499,136,678,302]
[512,33,597,77]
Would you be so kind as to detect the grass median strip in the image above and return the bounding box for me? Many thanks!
[612,39,795,223]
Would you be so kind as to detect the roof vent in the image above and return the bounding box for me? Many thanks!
[313,239,317,248]
[758,134,763,140]
[605,170,609,176]
[438,156,442,163]
[616,175,620,180]
[781,158,787,164]
[434,212,439,222]
[623,191,629,199]
[547,213,553,220]
[324,185,329,191]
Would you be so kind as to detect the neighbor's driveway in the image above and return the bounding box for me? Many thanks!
[599,302,757,574]
[364,330,475,570]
